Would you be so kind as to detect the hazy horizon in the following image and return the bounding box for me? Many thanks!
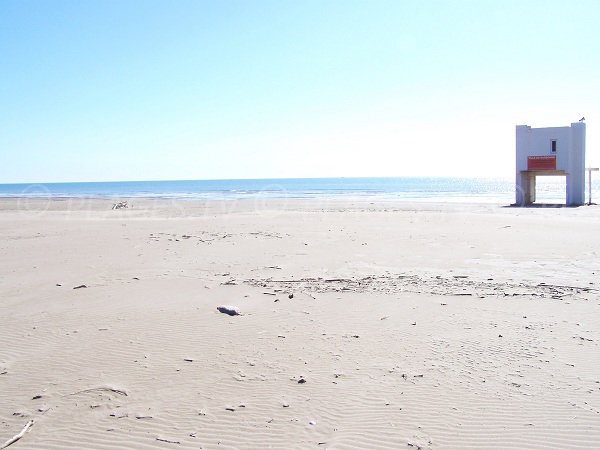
[1,0,598,183]
[1,173,520,187]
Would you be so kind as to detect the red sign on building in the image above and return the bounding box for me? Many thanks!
[527,155,556,171]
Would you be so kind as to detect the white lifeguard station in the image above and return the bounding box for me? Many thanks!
[515,122,586,206]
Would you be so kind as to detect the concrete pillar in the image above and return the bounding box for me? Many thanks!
[528,174,536,204]
[519,172,535,205]
[515,125,530,205]
[566,122,586,206]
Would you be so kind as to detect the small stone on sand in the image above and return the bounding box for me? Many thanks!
[217,305,240,316]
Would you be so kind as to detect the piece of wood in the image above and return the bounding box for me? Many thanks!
[65,387,128,397]
[156,437,180,444]
[112,201,129,210]
[1,419,34,449]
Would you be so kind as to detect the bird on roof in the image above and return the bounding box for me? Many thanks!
[579,117,585,122]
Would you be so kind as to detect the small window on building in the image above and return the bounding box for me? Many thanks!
[551,140,557,152]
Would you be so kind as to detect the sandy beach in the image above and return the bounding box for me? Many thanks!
[1,198,599,449]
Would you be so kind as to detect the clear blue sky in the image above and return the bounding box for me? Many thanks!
[1,0,598,183]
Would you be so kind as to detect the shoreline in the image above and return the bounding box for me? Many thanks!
[0,194,516,206]
[1,194,592,207]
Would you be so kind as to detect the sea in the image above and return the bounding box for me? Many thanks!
[0,176,596,204]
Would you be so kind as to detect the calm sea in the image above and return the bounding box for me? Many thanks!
[0,177,595,204]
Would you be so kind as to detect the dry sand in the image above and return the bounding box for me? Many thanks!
[0,197,599,449]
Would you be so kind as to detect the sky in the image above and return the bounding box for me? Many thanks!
[1,0,599,183]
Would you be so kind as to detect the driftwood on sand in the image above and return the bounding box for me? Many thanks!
[112,201,129,210]
[1,419,34,449]
[65,386,128,397]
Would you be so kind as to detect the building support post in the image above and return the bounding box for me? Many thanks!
[587,167,599,205]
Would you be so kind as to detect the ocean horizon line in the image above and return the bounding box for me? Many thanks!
[0,174,513,187]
